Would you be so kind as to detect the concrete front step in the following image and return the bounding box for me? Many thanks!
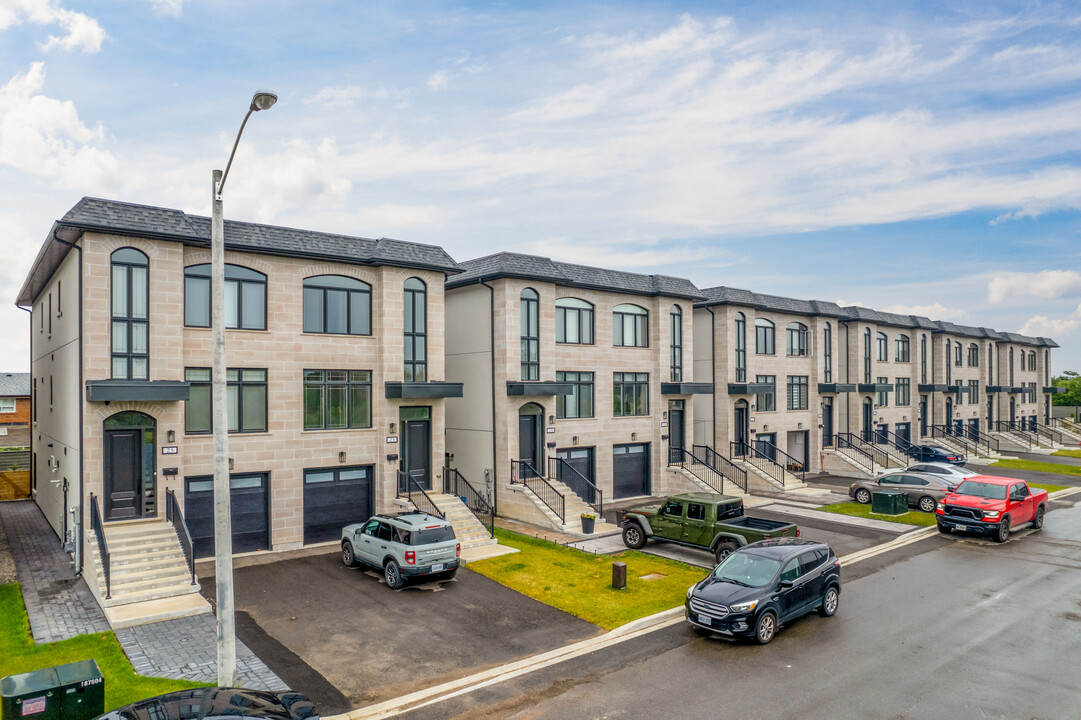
[107,571,195,596]
[677,468,750,497]
[103,592,211,629]
[104,524,176,540]
[826,449,881,478]
[103,582,202,608]
[109,561,192,583]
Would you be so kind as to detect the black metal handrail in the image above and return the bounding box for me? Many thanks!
[89,493,111,599]
[1033,423,1064,446]
[851,433,899,468]
[835,433,875,473]
[548,457,603,516]
[693,444,748,493]
[962,425,1000,455]
[992,421,1033,449]
[730,441,790,487]
[1050,417,1081,435]
[759,440,806,482]
[510,459,565,523]
[396,471,446,519]
[165,489,196,586]
[930,425,976,455]
[669,447,724,495]
[876,428,915,457]
[444,468,495,536]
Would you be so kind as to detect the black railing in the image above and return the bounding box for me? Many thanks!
[759,440,806,482]
[669,447,724,495]
[548,457,603,517]
[852,434,900,469]
[510,459,565,523]
[878,428,914,456]
[165,489,196,586]
[444,468,495,537]
[835,433,876,473]
[1050,417,1081,435]
[1033,423,1064,446]
[930,425,976,455]
[992,421,1033,450]
[962,425,1000,455]
[89,493,111,599]
[397,471,446,519]
[730,441,792,487]
[694,444,748,493]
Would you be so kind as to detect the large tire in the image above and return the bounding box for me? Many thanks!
[714,541,738,564]
[622,523,647,549]
[341,542,356,567]
[1031,505,1045,530]
[819,585,840,617]
[854,488,871,504]
[993,516,1011,543]
[754,610,778,645]
[918,496,937,513]
[384,560,405,589]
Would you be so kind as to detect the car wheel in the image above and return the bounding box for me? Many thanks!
[937,522,952,535]
[819,586,840,617]
[854,488,871,504]
[993,516,1011,543]
[622,524,647,549]
[754,611,778,645]
[384,560,405,589]
[341,542,356,567]
[714,541,738,564]
[1032,505,1045,530]
[918,496,937,513]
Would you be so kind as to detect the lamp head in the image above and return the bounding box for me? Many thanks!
[250,90,278,112]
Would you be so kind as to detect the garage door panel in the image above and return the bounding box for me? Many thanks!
[304,466,373,545]
[613,443,650,499]
[185,473,269,559]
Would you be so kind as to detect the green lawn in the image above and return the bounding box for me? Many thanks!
[1052,449,1081,459]
[816,501,938,526]
[1027,482,1071,494]
[467,529,705,630]
[990,459,1081,478]
[0,583,207,710]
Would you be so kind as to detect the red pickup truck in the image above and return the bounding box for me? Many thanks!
[936,475,1047,543]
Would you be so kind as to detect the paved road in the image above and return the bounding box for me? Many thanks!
[400,497,1081,720]
[1011,451,1081,466]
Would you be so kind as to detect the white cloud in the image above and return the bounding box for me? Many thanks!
[149,0,186,17]
[427,70,450,91]
[881,303,968,321]
[304,85,410,108]
[987,270,1081,304]
[1020,303,1081,337]
[0,0,105,53]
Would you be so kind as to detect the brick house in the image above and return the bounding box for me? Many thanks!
[0,372,31,427]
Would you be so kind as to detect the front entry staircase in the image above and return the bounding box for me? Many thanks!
[509,460,616,534]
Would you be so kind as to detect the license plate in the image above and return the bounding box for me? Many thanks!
[698,614,711,625]
[952,523,965,531]
[432,563,445,572]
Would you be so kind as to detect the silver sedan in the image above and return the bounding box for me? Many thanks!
[849,471,956,513]
[903,462,981,484]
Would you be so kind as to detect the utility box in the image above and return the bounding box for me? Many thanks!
[1,660,104,720]
[871,490,908,515]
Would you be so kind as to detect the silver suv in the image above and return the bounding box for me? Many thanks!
[341,511,460,589]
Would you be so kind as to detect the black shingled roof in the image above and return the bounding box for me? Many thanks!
[447,252,705,300]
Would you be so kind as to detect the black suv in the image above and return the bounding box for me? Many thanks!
[685,538,840,644]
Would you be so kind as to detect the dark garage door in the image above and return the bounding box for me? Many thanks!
[303,466,373,545]
[185,473,269,558]
[613,443,650,499]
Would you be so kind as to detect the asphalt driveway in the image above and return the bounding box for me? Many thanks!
[200,549,600,714]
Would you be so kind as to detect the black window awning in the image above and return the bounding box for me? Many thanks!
[85,380,190,403]
[727,382,775,395]
[1044,386,1065,394]
[817,383,856,394]
[918,384,949,392]
[857,383,893,393]
[385,381,464,399]
[661,382,713,395]
[505,381,574,397]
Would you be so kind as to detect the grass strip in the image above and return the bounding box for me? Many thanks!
[0,583,207,710]
[816,501,938,526]
[1052,449,1081,459]
[1027,482,1071,494]
[991,459,1081,477]
[467,529,706,630]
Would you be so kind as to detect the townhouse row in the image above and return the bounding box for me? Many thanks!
[18,198,1061,570]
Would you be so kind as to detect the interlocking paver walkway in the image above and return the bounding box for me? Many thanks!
[0,499,110,642]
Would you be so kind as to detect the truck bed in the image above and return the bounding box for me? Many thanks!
[721,516,797,533]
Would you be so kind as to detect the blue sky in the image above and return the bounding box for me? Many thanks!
[1,0,1079,372]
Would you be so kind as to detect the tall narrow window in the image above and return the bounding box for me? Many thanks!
[521,288,540,381]
[921,334,927,384]
[786,376,808,410]
[955,343,962,367]
[111,248,149,380]
[670,306,683,381]
[613,304,648,347]
[184,263,266,330]
[404,278,427,382]
[968,380,979,405]
[895,335,910,363]
[877,376,889,407]
[946,341,952,385]
[1029,351,1037,372]
[1009,347,1014,386]
[556,298,593,344]
[734,312,747,383]
[989,344,994,384]
[755,318,775,355]
[1045,350,1050,386]
[968,343,979,367]
[895,378,911,406]
[863,329,871,383]
[786,322,808,357]
[876,332,888,362]
[823,323,832,383]
[302,275,372,335]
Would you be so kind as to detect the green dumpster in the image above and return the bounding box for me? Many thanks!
[871,490,908,515]
[1,660,103,720]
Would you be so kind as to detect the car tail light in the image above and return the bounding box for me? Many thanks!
[456,543,461,558]
[764,535,772,540]
[405,550,416,565]
[947,456,957,461]
[795,528,800,538]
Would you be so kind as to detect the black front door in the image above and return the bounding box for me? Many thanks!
[400,407,432,491]
[519,413,539,476]
[734,402,749,450]
[987,398,994,429]
[920,396,928,437]
[862,400,873,442]
[668,401,684,463]
[896,422,911,446]
[946,399,953,429]
[822,398,833,447]
[1009,398,1016,428]
[104,429,142,520]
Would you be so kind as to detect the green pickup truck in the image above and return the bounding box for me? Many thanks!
[620,492,799,563]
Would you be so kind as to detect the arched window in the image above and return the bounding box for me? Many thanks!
[404,278,427,382]
[734,312,747,382]
[895,334,910,363]
[1028,350,1037,372]
[876,332,888,362]
[863,329,872,383]
[302,275,371,335]
[670,305,683,381]
[184,263,266,330]
[556,297,593,344]
[111,248,149,380]
[786,322,808,357]
[823,322,832,382]
[521,288,539,381]
[755,318,775,355]
[613,303,648,347]
[967,343,979,367]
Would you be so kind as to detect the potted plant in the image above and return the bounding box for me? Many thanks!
[580,513,596,534]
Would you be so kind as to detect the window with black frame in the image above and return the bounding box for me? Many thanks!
[755,318,775,355]
[877,332,888,362]
[877,376,889,407]
[302,275,371,335]
[786,322,808,357]
[755,374,776,412]
[786,375,808,410]
[613,372,649,416]
[967,343,979,367]
[968,380,979,405]
[670,306,683,381]
[921,334,927,383]
[304,370,372,430]
[613,304,648,347]
[110,248,149,380]
[864,329,872,383]
[184,367,267,433]
[895,334,910,363]
[184,263,266,330]
[404,278,427,382]
[823,322,832,382]
[896,377,910,406]
[556,371,594,418]
[521,288,540,380]
[735,312,747,382]
[556,297,593,344]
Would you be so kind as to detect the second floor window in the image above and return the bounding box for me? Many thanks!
[521,289,540,381]
[946,341,952,385]
[184,263,266,330]
[955,342,962,367]
[183,367,267,434]
[864,329,871,383]
[876,332,888,362]
[921,334,927,384]
[613,372,649,416]
[556,297,593,344]
[896,377,911,406]
[404,278,427,382]
[786,375,808,410]
[735,312,747,382]
[989,344,995,384]
[756,374,776,412]
[968,380,979,405]
[786,322,808,357]
[823,323,832,383]
[895,334,910,363]
[877,376,889,407]
[967,343,979,367]
[613,304,648,347]
[111,248,149,380]
[755,318,775,355]
[670,306,683,381]
[1028,351,1037,371]
[302,275,371,335]
[304,370,372,430]
[556,371,594,418]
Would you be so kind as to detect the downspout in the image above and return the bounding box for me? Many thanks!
[705,306,717,449]
[480,280,498,509]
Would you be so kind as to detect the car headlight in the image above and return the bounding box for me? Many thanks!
[730,600,758,613]
[936,502,944,511]
[687,584,697,599]
[984,510,1000,519]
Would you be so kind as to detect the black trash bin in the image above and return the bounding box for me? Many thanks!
[871,490,908,515]
[1,659,103,720]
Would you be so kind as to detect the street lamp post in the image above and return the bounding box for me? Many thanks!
[211,90,277,687]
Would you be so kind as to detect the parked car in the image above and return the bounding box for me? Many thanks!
[904,462,981,484]
[621,493,799,563]
[342,511,460,589]
[685,538,840,644]
[936,476,1048,542]
[849,471,957,512]
[94,688,317,720]
[906,444,966,465]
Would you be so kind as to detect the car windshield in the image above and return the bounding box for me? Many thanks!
[412,526,455,544]
[712,552,781,588]
[954,481,1007,500]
